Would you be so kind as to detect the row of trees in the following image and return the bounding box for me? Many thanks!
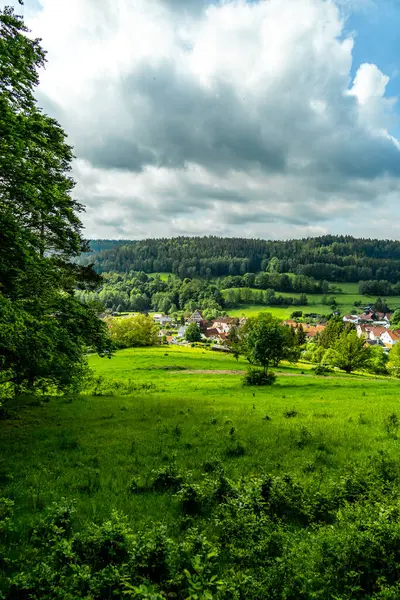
[229,313,400,385]
[218,272,332,294]
[359,279,400,297]
[224,288,308,308]
[79,235,400,283]
[303,318,387,374]
[0,6,111,397]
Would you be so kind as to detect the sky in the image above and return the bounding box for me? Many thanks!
[6,0,400,240]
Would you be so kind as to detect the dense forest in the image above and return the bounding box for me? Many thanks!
[77,271,311,316]
[81,236,400,282]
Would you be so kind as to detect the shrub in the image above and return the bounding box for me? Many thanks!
[313,364,332,375]
[151,464,184,493]
[176,482,213,516]
[225,441,246,458]
[283,408,298,418]
[243,369,276,386]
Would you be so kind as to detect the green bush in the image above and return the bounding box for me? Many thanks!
[243,369,276,386]
[313,364,332,375]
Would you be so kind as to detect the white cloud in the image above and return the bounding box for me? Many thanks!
[15,0,400,239]
[349,63,390,105]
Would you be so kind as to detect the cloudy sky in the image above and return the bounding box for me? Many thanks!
[6,0,400,240]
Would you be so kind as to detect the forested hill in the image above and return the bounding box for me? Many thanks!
[82,236,400,282]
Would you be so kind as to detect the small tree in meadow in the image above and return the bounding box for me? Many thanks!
[240,313,295,378]
[185,323,202,343]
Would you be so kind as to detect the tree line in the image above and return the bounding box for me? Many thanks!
[358,280,400,297]
[79,235,400,282]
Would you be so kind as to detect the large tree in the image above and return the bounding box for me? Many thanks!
[0,6,111,395]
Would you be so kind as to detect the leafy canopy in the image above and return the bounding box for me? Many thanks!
[106,315,159,348]
[0,5,111,395]
[240,312,295,373]
[330,330,371,374]
[185,323,202,343]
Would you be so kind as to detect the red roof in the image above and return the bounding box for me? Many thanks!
[384,330,400,341]
[204,328,219,338]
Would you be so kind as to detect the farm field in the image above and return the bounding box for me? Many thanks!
[223,285,400,319]
[3,346,400,598]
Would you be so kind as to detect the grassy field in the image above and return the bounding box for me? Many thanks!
[148,272,176,281]
[1,346,398,530]
[3,346,400,598]
[223,284,400,319]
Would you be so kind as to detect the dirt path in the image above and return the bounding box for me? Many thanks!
[172,369,310,376]
[171,369,373,380]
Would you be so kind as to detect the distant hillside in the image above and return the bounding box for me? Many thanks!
[79,235,400,283]
[84,240,134,254]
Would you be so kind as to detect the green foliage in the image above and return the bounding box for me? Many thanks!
[240,312,295,373]
[367,346,389,375]
[185,323,202,343]
[390,308,400,330]
[107,314,159,349]
[81,235,400,284]
[0,6,112,396]
[331,330,371,373]
[313,364,333,375]
[387,343,400,377]
[243,369,276,386]
[4,347,400,598]
[318,316,347,349]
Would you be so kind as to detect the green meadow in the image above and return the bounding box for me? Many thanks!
[2,346,399,530]
[3,346,400,598]
[223,283,400,319]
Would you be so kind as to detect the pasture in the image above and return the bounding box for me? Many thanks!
[223,284,400,318]
[1,346,399,531]
[3,346,400,598]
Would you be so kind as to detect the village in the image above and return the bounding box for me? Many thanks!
[113,307,400,351]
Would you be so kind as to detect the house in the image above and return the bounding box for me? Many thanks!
[343,315,360,324]
[360,312,380,323]
[374,313,392,325]
[303,324,326,338]
[372,321,390,329]
[177,325,187,338]
[153,314,173,326]
[380,330,400,347]
[204,327,220,340]
[283,320,300,328]
[212,317,238,334]
[187,310,203,324]
[283,321,326,338]
[356,325,387,342]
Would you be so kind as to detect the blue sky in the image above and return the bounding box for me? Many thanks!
[344,1,400,97]
[4,0,400,240]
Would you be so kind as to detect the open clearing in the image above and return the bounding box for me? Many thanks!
[1,346,400,531]
[224,285,400,318]
[3,345,400,597]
